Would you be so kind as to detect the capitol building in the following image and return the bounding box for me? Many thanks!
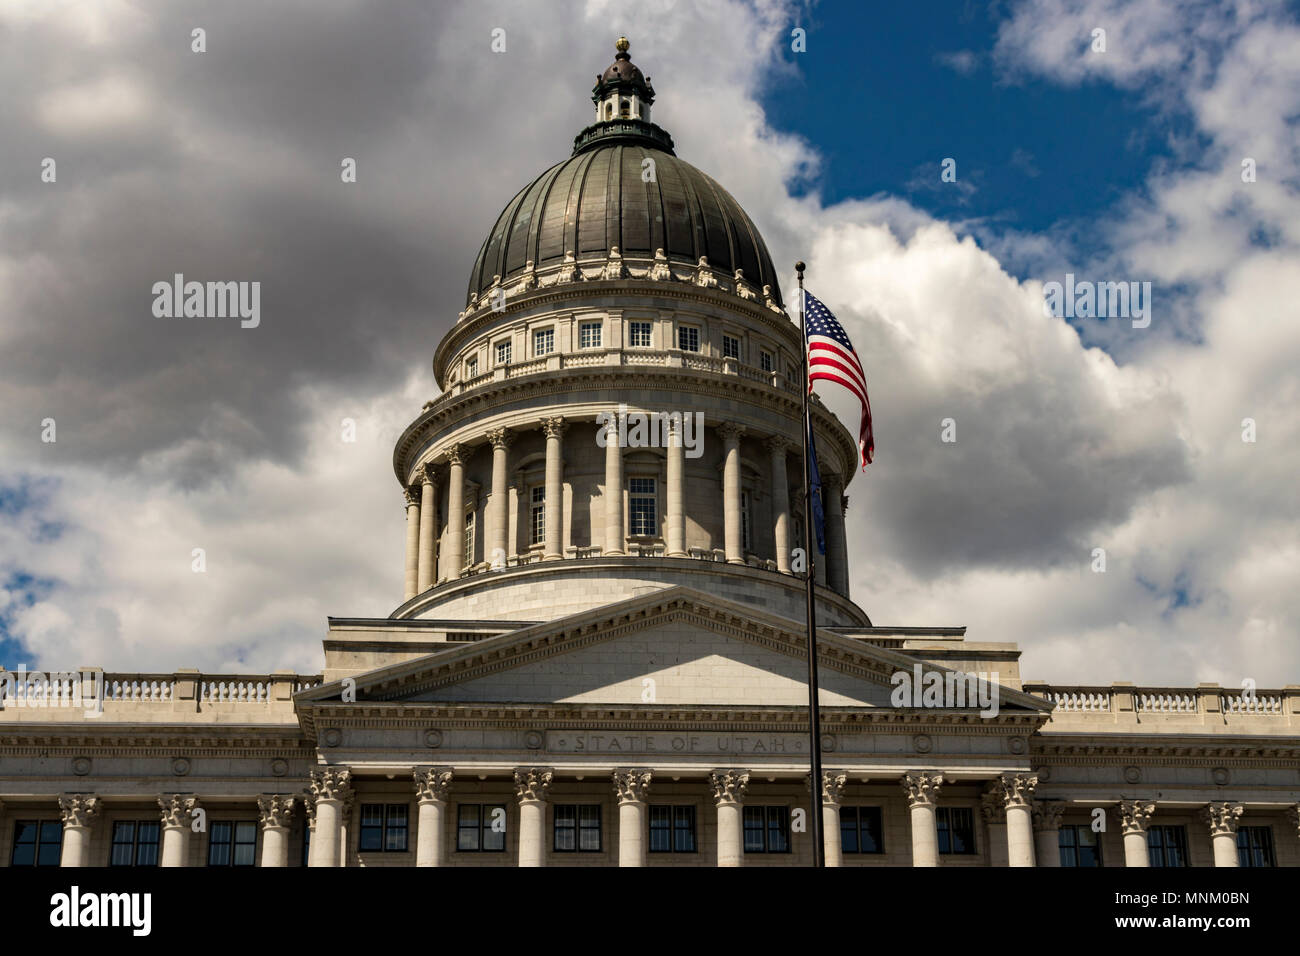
[1,40,1296,870]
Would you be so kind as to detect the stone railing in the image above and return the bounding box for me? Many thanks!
[0,668,322,720]
[1021,681,1300,732]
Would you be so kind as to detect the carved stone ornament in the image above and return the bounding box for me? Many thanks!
[513,767,554,803]
[996,773,1038,808]
[806,769,847,806]
[708,769,750,806]
[1115,800,1157,835]
[257,794,296,829]
[694,256,718,288]
[612,768,653,804]
[158,793,201,829]
[1201,801,1244,836]
[541,417,568,440]
[899,772,943,808]
[1031,800,1066,832]
[648,248,672,281]
[404,486,420,507]
[414,767,455,803]
[58,793,101,828]
[308,767,354,804]
[979,788,1006,824]
[601,247,627,281]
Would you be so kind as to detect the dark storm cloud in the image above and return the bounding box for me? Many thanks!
[0,0,613,482]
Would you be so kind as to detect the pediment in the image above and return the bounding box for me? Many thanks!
[297,587,1048,713]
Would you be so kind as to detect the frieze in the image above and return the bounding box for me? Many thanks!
[547,730,810,756]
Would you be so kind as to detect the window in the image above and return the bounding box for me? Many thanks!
[723,334,741,360]
[1147,825,1188,867]
[110,820,160,866]
[743,806,790,853]
[10,821,62,867]
[936,807,976,855]
[465,356,478,379]
[464,509,476,567]
[1237,826,1275,867]
[629,478,656,536]
[1058,825,1103,867]
[760,350,773,373]
[208,821,257,866]
[677,326,700,352]
[529,486,545,546]
[359,803,409,852]
[787,362,798,382]
[629,321,652,348]
[457,804,507,852]
[840,807,884,854]
[649,806,696,853]
[579,321,602,349]
[619,98,630,118]
[554,805,601,852]
[533,328,555,356]
[741,489,751,552]
[495,340,512,365]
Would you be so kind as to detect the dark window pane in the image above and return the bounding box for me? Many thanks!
[841,807,860,854]
[483,806,506,851]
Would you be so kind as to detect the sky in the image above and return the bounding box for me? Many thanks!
[0,0,1297,688]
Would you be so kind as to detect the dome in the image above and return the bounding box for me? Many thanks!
[465,40,783,309]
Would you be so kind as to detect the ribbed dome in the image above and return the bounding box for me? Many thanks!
[466,143,784,308]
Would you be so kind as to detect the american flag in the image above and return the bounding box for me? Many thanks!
[804,291,874,467]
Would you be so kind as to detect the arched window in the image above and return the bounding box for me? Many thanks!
[605,102,614,120]
[620,98,630,118]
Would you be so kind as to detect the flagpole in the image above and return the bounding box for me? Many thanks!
[796,261,826,868]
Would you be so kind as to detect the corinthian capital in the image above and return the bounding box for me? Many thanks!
[708,769,750,806]
[716,422,745,444]
[1115,800,1157,835]
[158,793,201,829]
[513,767,554,803]
[900,772,944,808]
[979,788,1006,824]
[414,766,455,803]
[308,767,354,804]
[996,773,1038,809]
[1202,802,1244,836]
[807,769,848,806]
[541,417,567,440]
[58,794,100,828]
[765,434,793,455]
[418,463,438,487]
[257,794,296,829]
[612,768,653,804]
[1031,800,1067,832]
[445,443,465,466]
[404,486,420,507]
[485,427,513,450]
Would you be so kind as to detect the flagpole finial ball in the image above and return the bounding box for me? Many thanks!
[795,260,806,274]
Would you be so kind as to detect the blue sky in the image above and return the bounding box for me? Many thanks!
[761,3,1199,272]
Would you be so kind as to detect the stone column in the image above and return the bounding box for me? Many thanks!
[308,768,353,868]
[901,773,944,867]
[997,773,1038,867]
[445,446,465,577]
[604,414,625,555]
[541,419,566,561]
[613,768,652,867]
[414,767,454,867]
[709,769,750,867]
[57,794,100,867]
[824,476,849,595]
[665,418,686,557]
[257,794,295,868]
[980,788,1008,867]
[514,767,554,867]
[486,429,512,569]
[1031,800,1065,868]
[1116,800,1156,868]
[719,423,745,563]
[809,769,847,867]
[416,464,438,593]
[767,437,792,573]
[158,794,200,867]
[336,790,354,868]
[403,487,421,600]
[1203,802,1243,868]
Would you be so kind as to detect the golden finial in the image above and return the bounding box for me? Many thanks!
[616,36,630,53]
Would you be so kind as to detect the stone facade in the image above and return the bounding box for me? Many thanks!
[2,38,1296,870]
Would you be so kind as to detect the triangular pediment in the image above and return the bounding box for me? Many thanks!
[297,587,1049,715]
